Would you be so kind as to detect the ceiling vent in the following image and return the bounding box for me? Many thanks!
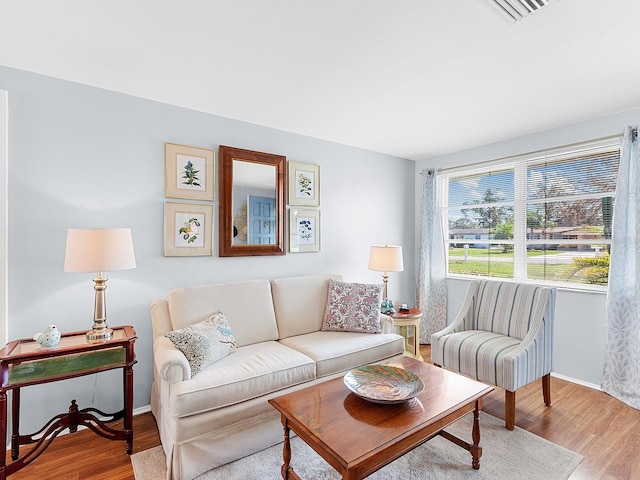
[482,0,559,23]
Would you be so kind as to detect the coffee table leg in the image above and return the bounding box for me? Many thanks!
[470,401,482,470]
[280,418,302,480]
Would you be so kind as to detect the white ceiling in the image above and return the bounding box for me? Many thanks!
[1,0,640,161]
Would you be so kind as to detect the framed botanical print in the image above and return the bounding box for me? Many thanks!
[289,208,320,253]
[164,202,213,256]
[288,161,319,206]
[165,143,215,201]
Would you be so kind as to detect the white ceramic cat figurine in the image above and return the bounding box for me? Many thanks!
[33,324,61,347]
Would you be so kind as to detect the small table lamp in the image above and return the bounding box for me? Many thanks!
[368,244,404,305]
[64,228,136,341]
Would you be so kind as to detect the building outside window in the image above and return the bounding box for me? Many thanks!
[440,138,620,290]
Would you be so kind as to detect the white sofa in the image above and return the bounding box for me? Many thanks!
[150,274,405,480]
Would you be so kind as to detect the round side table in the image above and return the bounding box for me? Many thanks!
[391,308,423,361]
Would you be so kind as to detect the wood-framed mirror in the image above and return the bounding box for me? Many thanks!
[219,145,286,257]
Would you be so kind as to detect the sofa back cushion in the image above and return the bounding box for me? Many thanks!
[474,280,549,340]
[271,274,342,339]
[167,279,278,347]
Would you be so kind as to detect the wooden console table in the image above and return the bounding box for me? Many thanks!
[0,325,137,479]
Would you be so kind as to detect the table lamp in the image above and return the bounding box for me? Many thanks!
[368,244,404,312]
[64,228,136,341]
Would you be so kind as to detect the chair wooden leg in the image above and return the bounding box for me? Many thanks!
[542,373,551,406]
[505,390,516,431]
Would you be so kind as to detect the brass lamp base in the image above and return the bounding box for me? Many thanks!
[86,327,113,342]
[86,273,113,342]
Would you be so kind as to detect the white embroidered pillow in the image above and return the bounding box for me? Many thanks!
[165,311,236,376]
[322,279,383,334]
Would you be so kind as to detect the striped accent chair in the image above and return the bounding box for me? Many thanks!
[431,280,555,430]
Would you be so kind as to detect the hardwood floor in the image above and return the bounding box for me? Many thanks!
[5,413,160,480]
[5,345,640,479]
[422,344,640,480]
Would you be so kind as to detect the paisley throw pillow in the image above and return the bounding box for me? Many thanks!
[322,279,383,334]
[165,311,236,376]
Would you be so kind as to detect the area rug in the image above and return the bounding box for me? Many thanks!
[131,412,582,480]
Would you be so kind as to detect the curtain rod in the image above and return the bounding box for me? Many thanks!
[434,133,622,176]
[420,131,634,175]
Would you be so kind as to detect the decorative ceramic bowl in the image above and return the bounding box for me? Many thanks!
[343,365,425,404]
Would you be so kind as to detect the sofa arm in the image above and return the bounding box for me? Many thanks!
[380,314,394,334]
[150,299,174,340]
[431,294,471,342]
[431,281,480,363]
[154,336,192,384]
[431,280,480,344]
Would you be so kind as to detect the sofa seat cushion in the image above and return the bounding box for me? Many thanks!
[279,331,404,378]
[169,341,315,418]
[431,330,520,388]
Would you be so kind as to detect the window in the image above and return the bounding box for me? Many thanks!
[441,138,620,289]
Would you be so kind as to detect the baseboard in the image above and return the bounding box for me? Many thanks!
[551,372,601,391]
[134,404,152,416]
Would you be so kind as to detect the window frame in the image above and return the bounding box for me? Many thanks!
[439,137,621,292]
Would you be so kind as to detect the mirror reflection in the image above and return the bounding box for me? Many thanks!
[232,160,277,245]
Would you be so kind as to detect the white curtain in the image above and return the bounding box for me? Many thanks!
[602,126,640,409]
[416,169,447,344]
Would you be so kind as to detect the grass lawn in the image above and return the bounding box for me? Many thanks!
[448,248,603,284]
[448,259,589,282]
[448,247,548,258]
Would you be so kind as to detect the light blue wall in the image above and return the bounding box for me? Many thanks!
[0,66,416,433]
[417,107,640,387]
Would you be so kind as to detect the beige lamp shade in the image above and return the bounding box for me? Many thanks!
[64,228,136,341]
[368,245,404,273]
[64,228,136,273]
[368,244,403,302]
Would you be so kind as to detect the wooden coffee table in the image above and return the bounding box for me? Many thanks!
[268,356,493,480]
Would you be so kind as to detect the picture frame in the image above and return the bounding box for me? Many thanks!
[164,202,214,256]
[289,208,321,253]
[165,143,215,201]
[288,161,319,206]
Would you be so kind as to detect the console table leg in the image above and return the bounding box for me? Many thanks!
[10,388,19,460]
[124,364,134,454]
[470,402,482,470]
[0,390,6,480]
